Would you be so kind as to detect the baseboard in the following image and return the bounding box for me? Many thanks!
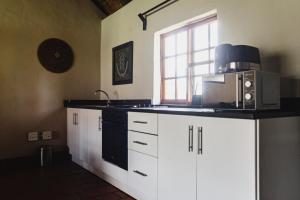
[0,151,71,173]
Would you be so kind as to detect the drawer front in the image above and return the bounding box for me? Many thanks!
[128,150,157,200]
[128,112,157,135]
[128,131,157,157]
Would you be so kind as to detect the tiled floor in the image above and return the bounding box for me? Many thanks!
[0,161,135,200]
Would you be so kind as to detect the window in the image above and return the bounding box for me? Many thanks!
[161,15,217,104]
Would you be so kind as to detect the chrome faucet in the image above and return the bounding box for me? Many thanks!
[94,90,111,106]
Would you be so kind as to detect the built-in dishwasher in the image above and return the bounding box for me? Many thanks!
[102,108,128,170]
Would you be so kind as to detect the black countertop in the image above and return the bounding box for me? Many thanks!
[64,99,300,120]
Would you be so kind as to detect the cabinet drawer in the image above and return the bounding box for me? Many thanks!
[128,131,157,157]
[128,112,157,134]
[128,150,157,200]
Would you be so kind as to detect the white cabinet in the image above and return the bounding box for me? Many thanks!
[128,130,158,157]
[128,112,158,134]
[87,109,103,175]
[158,115,197,200]
[66,108,89,169]
[196,117,256,200]
[128,112,158,200]
[67,108,77,158]
[158,114,256,200]
[128,150,157,200]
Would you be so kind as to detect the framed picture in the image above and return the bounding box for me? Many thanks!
[112,41,133,85]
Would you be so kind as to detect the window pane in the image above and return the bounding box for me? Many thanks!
[164,35,176,57]
[193,76,203,95]
[177,31,188,54]
[194,64,210,75]
[194,50,209,63]
[210,63,215,74]
[210,48,215,61]
[165,79,175,100]
[177,78,187,100]
[176,55,187,77]
[193,24,208,50]
[164,57,176,78]
[210,21,218,47]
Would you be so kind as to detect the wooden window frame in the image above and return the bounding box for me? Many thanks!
[160,15,217,105]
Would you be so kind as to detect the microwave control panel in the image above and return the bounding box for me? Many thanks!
[243,71,256,109]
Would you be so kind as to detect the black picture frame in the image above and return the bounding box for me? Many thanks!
[112,41,133,85]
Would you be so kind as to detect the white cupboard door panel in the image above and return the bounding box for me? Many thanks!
[128,112,158,135]
[67,108,80,164]
[67,108,75,156]
[78,109,88,169]
[128,131,158,157]
[87,110,103,174]
[196,117,256,200]
[128,150,157,200]
[158,114,197,200]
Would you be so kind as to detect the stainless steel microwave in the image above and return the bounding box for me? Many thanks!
[201,70,280,110]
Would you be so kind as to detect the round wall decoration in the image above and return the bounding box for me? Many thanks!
[37,38,74,73]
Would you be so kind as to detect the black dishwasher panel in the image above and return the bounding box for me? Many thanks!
[102,109,128,170]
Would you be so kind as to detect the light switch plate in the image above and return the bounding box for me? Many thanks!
[42,131,52,140]
[28,132,39,141]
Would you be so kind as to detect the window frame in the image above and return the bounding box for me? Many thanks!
[160,15,217,104]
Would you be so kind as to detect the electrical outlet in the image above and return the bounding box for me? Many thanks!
[42,131,52,140]
[28,132,39,141]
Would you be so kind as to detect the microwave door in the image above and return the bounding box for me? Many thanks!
[202,73,242,109]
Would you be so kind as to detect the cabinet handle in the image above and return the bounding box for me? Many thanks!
[133,121,148,124]
[133,170,148,177]
[198,127,203,155]
[75,113,78,125]
[188,125,193,152]
[98,116,102,131]
[133,141,148,146]
[73,113,75,125]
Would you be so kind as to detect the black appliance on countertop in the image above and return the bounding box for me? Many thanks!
[215,44,261,73]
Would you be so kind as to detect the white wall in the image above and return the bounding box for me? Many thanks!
[101,0,300,100]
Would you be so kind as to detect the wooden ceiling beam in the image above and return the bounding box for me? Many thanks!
[91,0,132,18]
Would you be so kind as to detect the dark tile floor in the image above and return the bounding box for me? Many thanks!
[0,161,135,200]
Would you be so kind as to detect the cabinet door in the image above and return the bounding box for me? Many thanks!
[158,114,197,200]
[78,109,88,169]
[87,110,103,174]
[67,108,76,157]
[67,108,81,163]
[196,117,256,200]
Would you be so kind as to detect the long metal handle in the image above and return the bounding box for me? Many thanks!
[235,74,240,108]
[188,125,193,152]
[98,116,102,131]
[133,121,148,124]
[133,170,148,177]
[133,141,148,146]
[73,113,75,125]
[198,127,203,155]
[75,113,78,125]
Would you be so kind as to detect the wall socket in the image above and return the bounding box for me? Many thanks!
[28,132,39,141]
[42,131,52,140]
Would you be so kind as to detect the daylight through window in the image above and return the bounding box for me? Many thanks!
[161,15,217,104]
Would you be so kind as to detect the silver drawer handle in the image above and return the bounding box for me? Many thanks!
[133,121,148,124]
[133,170,148,177]
[133,141,148,146]
[98,116,102,131]
[198,127,203,155]
[188,125,193,152]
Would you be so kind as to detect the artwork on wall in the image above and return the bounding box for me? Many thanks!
[37,38,74,73]
[112,41,133,85]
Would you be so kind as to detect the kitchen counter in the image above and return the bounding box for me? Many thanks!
[64,99,300,120]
